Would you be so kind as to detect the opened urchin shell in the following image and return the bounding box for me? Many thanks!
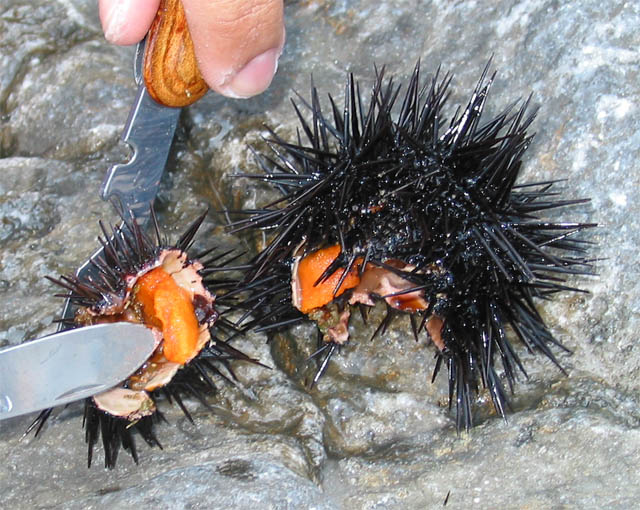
[230,62,595,429]
[30,209,256,468]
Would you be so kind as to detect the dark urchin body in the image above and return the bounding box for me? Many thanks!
[231,63,595,429]
[30,210,254,468]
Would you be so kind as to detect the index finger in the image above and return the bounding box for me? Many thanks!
[99,0,161,45]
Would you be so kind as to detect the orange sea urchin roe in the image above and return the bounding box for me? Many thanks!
[134,266,200,364]
[295,245,361,313]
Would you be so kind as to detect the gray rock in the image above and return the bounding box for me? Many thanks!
[0,0,638,508]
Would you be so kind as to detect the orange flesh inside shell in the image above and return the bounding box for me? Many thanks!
[134,266,200,364]
[387,294,427,312]
[296,245,361,313]
[295,246,444,350]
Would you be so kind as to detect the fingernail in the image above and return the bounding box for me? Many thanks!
[103,1,128,43]
[220,47,281,99]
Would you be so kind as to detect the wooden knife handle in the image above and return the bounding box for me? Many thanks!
[143,0,208,107]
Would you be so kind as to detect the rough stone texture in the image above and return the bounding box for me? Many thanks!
[0,0,638,508]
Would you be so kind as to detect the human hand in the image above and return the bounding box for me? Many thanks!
[99,0,285,99]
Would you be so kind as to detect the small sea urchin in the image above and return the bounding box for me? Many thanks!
[230,62,595,428]
[31,209,255,468]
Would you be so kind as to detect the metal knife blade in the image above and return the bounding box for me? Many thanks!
[0,323,156,420]
[100,39,181,228]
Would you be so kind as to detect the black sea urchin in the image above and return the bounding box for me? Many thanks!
[230,62,595,429]
[29,209,256,468]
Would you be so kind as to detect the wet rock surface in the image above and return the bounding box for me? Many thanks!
[1,0,638,508]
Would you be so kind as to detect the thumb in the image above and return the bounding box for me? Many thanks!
[182,0,285,98]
